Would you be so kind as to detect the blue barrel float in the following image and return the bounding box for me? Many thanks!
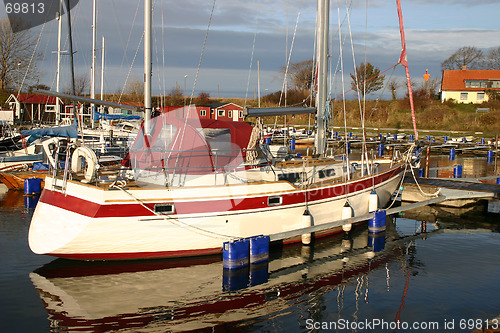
[368,210,386,233]
[449,148,456,161]
[249,261,269,287]
[368,232,386,253]
[453,165,463,178]
[24,195,40,210]
[487,150,494,163]
[250,235,270,264]
[24,178,42,196]
[222,266,249,292]
[223,238,250,269]
[378,144,384,157]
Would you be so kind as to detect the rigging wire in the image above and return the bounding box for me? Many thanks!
[243,0,262,108]
[172,0,216,174]
[279,3,303,107]
[344,0,367,177]
[336,5,350,182]
[188,0,216,105]
[113,0,141,103]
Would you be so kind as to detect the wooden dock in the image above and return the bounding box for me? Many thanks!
[269,176,499,243]
[402,175,499,208]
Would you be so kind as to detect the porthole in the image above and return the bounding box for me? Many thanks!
[268,196,283,206]
[154,203,175,214]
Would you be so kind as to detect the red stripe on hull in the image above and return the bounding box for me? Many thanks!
[50,246,222,261]
[39,165,404,218]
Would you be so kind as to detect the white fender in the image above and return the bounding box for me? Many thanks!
[301,210,313,245]
[71,147,98,183]
[342,203,353,232]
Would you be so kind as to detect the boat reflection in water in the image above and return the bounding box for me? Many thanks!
[30,220,425,332]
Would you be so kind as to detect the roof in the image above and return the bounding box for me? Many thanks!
[7,94,63,105]
[441,68,500,91]
[110,101,144,108]
[203,102,242,109]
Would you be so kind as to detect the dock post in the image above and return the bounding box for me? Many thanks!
[453,165,463,178]
[449,148,455,161]
[487,150,494,163]
[378,144,384,156]
[424,146,431,177]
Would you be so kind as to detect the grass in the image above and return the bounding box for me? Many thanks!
[257,98,500,135]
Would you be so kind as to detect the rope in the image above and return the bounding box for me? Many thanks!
[246,123,261,162]
[109,180,236,240]
[409,162,441,197]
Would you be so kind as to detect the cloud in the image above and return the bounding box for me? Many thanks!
[6,0,499,99]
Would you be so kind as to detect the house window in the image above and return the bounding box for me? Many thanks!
[239,110,243,118]
[218,109,225,117]
[200,109,207,116]
[477,92,485,101]
[460,92,468,100]
[228,110,232,118]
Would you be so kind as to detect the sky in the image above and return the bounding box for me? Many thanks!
[3,0,500,100]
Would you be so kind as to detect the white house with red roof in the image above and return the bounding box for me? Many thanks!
[160,103,244,122]
[441,66,500,103]
[5,93,64,123]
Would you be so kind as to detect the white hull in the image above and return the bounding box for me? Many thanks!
[28,162,404,260]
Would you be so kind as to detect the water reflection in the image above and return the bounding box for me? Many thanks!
[30,220,446,332]
[427,154,499,183]
[0,187,40,212]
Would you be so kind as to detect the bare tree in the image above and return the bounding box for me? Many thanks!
[0,18,41,90]
[126,76,144,101]
[388,79,400,100]
[72,74,89,96]
[485,47,500,70]
[441,46,485,70]
[418,78,441,99]
[281,59,314,91]
[196,92,210,105]
[166,86,183,105]
[350,62,385,97]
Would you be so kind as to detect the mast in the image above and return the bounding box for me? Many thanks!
[396,0,418,140]
[90,0,97,128]
[315,0,329,156]
[55,0,63,125]
[100,36,104,102]
[257,59,261,108]
[64,0,77,121]
[144,0,152,135]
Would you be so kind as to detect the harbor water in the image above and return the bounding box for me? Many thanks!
[1,154,499,332]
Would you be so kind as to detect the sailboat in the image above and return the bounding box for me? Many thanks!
[29,226,406,331]
[28,0,415,260]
